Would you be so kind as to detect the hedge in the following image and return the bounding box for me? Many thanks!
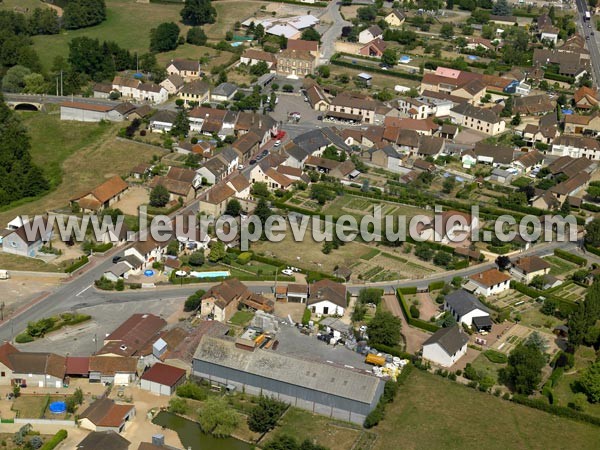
[91,242,113,253]
[301,308,311,326]
[330,56,423,82]
[543,72,574,83]
[511,395,600,427]
[236,252,252,265]
[396,289,440,333]
[369,342,413,360]
[40,430,68,450]
[582,202,600,212]
[511,280,579,316]
[65,255,89,273]
[553,249,587,267]
[483,349,508,364]
[584,244,600,257]
[398,286,417,295]
[364,365,412,428]
[452,259,469,270]
[15,333,34,343]
[428,281,445,291]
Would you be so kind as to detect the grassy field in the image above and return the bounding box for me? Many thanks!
[372,369,600,450]
[155,44,234,72]
[0,0,50,13]
[229,310,255,326]
[264,407,367,450]
[543,256,578,277]
[0,253,63,272]
[32,0,184,70]
[205,1,267,40]
[0,110,165,227]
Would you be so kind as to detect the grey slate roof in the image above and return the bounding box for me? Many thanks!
[194,336,382,404]
[212,82,238,97]
[423,326,469,355]
[76,431,130,450]
[150,110,177,124]
[293,129,330,153]
[444,289,490,316]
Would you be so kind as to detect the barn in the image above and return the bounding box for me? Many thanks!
[140,363,186,396]
[192,335,384,424]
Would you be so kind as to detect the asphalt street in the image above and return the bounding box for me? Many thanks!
[575,0,600,83]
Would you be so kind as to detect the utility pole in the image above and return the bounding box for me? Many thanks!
[0,302,4,321]
[60,70,63,97]
[56,77,59,96]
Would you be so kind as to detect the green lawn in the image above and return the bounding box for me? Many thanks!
[469,352,504,383]
[371,369,600,450]
[0,0,49,12]
[31,0,184,70]
[360,248,380,260]
[543,256,577,277]
[229,310,254,327]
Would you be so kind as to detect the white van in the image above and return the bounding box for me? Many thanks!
[0,270,10,280]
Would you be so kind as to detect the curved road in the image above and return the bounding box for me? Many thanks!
[321,1,350,61]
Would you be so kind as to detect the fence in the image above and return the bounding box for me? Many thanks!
[14,418,75,426]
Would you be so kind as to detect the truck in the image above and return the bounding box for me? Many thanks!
[585,11,591,21]
[0,270,9,280]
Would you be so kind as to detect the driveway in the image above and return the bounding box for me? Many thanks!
[320,2,350,61]
[382,294,430,354]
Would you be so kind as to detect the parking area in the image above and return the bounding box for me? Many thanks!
[14,296,184,355]
[271,92,321,124]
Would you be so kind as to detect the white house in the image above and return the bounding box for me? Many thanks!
[465,268,511,297]
[359,25,383,44]
[444,289,491,329]
[510,256,551,284]
[149,110,177,133]
[422,326,469,367]
[124,238,168,271]
[307,279,347,316]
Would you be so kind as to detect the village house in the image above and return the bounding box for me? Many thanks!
[510,256,551,283]
[359,25,383,44]
[359,38,387,58]
[93,82,113,99]
[166,59,201,81]
[137,82,168,104]
[396,97,429,120]
[564,112,600,136]
[306,84,329,111]
[275,49,317,77]
[416,136,445,159]
[198,182,236,216]
[521,113,559,146]
[0,343,66,388]
[87,356,138,385]
[512,150,544,174]
[551,135,600,160]
[572,86,598,111]
[549,172,591,203]
[159,74,185,95]
[444,289,492,329]
[211,82,239,103]
[1,216,52,258]
[232,131,261,162]
[449,103,506,136]
[465,268,511,297]
[178,79,211,106]
[71,176,129,213]
[464,36,495,52]
[149,110,177,133]
[370,145,404,173]
[327,93,377,124]
[287,39,320,58]
[422,326,469,367]
[537,13,559,45]
[513,95,555,116]
[418,210,477,244]
[79,398,135,433]
[75,430,130,450]
[240,49,277,69]
[308,279,347,316]
[384,9,405,27]
[200,278,256,322]
[473,142,514,166]
[97,313,167,358]
[123,238,169,271]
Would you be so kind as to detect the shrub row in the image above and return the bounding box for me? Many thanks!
[368,342,413,360]
[428,281,445,291]
[40,430,68,450]
[554,248,587,267]
[511,395,600,427]
[396,290,440,333]
[543,72,574,83]
[364,365,412,428]
[65,256,89,273]
[582,202,600,212]
[584,244,600,257]
[483,349,508,364]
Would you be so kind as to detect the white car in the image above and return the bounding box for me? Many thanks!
[282,269,294,276]
[237,164,244,170]
[274,140,281,147]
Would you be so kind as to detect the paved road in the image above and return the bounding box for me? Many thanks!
[320,1,350,61]
[575,0,600,83]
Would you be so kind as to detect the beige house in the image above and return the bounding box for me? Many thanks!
[276,49,317,77]
[384,9,405,27]
[564,113,600,135]
[510,256,551,283]
[449,103,505,136]
[160,74,184,95]
[178,79,211,106]
[71,176,128,213]
[166,59,201,81]
[306,84,329,111]
[198,182,236,217]
[79,398,135,433]
[327,93,377,124]
[200,278,252,322]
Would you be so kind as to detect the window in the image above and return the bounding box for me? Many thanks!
[1,372,5,377]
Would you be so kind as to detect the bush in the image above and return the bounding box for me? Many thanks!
[410,304,420,319]
[301,308,311,326]
[247,396,287,433]
[236,252,252,265]
[15,333,34,344]
[176,382,208,401]
[65,256,89,273]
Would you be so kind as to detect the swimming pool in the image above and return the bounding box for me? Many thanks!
[189,270,230,279]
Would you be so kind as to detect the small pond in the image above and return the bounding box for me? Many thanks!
[152,411,252,450]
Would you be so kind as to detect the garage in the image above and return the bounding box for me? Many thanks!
[140,363,186,396]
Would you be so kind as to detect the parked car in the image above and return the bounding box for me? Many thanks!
[262,149,269,156]
[274,140,281,147]
[249,159,257,165]
[282,269,294,276]
[112,256,122,264]
[237,164,244,170]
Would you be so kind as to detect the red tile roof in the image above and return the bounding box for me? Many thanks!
[141,363,186,386]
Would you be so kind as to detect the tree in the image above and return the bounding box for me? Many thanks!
[495,255,511,271]
[414,244,434,261]
[367,310,402,346]
[225,199,242,216]
[433,251,452,267]
[184,289,205,311]
[442,176,456,194]
[254,23,265,42]
[181,0,217,26]
[579,361,600,403]
[208,240,226,262]
[301,27,320,42]
[511,112,521,126]
[447,0,455,9]
[440,23,454,39]
[189,250,205,266]
[318,65,330,78]
[1,65,31,93]
[499,342,545,394]
[492,0,512,16]
[525,331,548,353]
[381,48,397,67]
[197,397,239,437]
[358,288,384,306]
[249,60,270,76]
[63,0,107,30]
[585,217,600,248]
[23,73,47,94]
[357,6,377,21]
[28,8,60,35]
[187,27,208,46]
[171,109,190,138]
[150,185,170,207]
[247,396,287,433]
[263,435,328,450]
[150,22,180,53]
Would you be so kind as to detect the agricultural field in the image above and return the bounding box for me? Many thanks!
[204,1,268,40]
[372,369,600,450]
[321,194,431,222]
[32,0,185,70]
[551,282,588,303]
[0,110,165,231]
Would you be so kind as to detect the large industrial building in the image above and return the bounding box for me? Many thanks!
[192,335,384,424]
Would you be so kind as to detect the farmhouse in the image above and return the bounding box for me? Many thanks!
[240,49,277,68]
[200,278,254,322]
[198,182,236,216]
[166,59,201,81]
[79,398,135,433]
[0,344,66,388]
[444,289,491,328]
[160,74,184,95]
[422,326,469,367]
[551,135,600,160]
[192,335,384,424]
[97,313,167,358]
[140,363,186,396]
[70,176,129,213]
